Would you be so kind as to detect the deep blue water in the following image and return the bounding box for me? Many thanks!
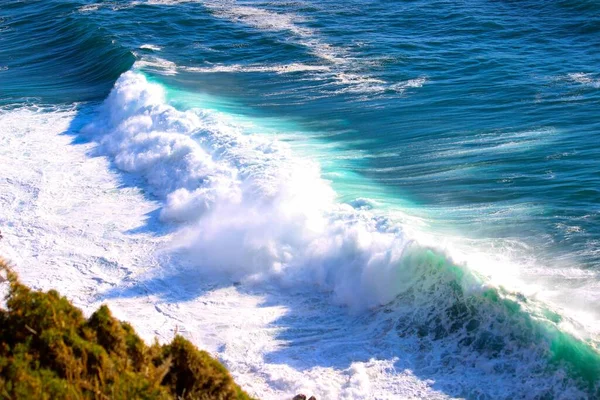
[2,0,600,398]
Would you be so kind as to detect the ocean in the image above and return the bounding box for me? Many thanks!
[1,0,600,398]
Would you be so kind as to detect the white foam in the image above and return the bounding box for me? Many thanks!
[140,44,162,51]
[0,106,453,399]
[390,77,428,93]
[182,63,331,74]
[78,4,100,12]
[210,4,313,37]
[568,72,600,88]
[133,56,178,75]
[133,56,331,77]
[0,106,168,313]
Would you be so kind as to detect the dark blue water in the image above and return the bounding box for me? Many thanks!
[2,0,600,398]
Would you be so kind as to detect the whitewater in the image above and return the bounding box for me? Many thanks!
[2,0,600,398]
[0,93,454,399]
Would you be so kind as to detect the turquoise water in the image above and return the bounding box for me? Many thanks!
[2,0,600,397]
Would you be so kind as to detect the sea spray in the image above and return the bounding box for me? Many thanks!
[84,71,414,308]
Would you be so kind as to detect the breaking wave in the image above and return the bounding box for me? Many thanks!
[82,71,600,398]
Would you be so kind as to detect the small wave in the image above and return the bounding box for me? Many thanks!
[201,1,349,69]
[78,2,137,12]
[140,44,162,51]
[133,56,178,75]
[78,4,101,12]
[209,4,313,37]
[133,56,330,76]
[138,0,420,96]
[182,63,330,74]
[390,77,428,93]
[568,72,600,88]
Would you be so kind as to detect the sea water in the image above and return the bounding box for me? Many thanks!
[1,1,600,398]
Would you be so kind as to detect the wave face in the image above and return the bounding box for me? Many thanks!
[3,0,600,398]
[0,1,134,105]
[81,71,600,398]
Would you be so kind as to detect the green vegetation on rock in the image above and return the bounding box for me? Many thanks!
[0,260,254,400]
